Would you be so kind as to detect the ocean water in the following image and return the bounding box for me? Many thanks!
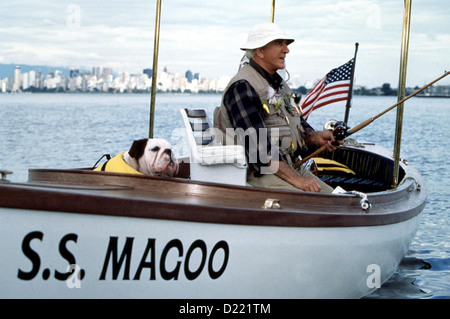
[0,93,449,299]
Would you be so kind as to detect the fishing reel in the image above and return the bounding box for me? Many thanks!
[323,119,350,143]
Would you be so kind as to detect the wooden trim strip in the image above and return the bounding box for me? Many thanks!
[0,168,426,228]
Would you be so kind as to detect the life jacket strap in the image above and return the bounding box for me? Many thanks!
[92,154,112,170]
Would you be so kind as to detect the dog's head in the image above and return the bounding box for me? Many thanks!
[126,138,178,177]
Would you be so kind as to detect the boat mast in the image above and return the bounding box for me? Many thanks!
[149,0,162,138]
[393,0,412,187]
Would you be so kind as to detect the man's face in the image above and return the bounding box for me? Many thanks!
[258,39,290,74]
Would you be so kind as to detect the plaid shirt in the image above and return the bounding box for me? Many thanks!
[223,79,271,172]
[223,61,314,173]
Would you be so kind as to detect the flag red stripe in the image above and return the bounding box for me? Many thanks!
[301,77,326,105]
[303,97,348,119]
[301,82,349,109]
[303,94,348,114]
[314,89,349,102]
[322,83,350,92]
[302,87,348,113]
[311,96,348,110]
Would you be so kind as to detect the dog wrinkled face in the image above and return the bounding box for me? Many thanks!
[130,138,178,177]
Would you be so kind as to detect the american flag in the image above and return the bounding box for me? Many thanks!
[300,59,354,120]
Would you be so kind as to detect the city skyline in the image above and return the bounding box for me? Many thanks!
[2,63,449,97]
[0,1,449,90]
[0,63,233,94]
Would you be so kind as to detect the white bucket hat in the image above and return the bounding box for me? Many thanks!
[240,23,294,50]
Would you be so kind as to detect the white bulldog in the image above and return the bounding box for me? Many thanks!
[124,138,179,177]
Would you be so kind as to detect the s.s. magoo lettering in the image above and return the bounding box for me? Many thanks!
[17,232,229,283]
[18,231,85,281]
[100,237,229,280]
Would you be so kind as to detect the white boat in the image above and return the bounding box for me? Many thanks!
[0,131,427,299]
[0,0,437,299]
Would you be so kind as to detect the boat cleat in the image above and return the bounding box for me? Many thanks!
[0,170,13,182]
[262,198,282,209]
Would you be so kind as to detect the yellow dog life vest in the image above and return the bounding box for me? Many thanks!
[93,152,143,175]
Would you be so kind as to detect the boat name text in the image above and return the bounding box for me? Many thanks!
[17,231,229,283]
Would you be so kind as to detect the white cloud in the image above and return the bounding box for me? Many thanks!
[0,0,448,87]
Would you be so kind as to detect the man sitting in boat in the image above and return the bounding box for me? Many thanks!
[214,23,342,193]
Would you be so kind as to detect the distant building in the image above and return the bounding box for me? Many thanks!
[22,72,29,90]
[13,66,21,92]
[70,68,80,78]
[92,66,101,78]
[143,68,152,78]
[29,70,36,87]
[102,67,113,81]
[185,69,193,83]
[37,72,44,90]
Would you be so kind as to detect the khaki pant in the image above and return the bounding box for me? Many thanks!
[247,165,334,193]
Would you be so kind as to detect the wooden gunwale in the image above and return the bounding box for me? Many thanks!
[0,162,425,228]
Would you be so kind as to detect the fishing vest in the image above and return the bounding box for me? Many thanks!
[214,63,306,165]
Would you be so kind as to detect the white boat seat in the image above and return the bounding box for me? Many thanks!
[180,108,247,186]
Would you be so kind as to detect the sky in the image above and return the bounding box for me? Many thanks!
[0,0,448,88]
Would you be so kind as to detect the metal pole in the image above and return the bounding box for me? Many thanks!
[149,0,162,138]
[393,0,412,187]
[344,42,359,123]
[271,0,275,22]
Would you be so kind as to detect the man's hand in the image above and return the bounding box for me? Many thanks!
[274,161,321,192]
[306,130,343,152]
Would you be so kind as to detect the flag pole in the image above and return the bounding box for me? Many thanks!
[343,42,359,123]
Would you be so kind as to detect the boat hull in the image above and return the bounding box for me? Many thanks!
[0,206,420,299]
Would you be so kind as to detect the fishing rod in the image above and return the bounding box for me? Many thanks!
[293,70,450,169]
